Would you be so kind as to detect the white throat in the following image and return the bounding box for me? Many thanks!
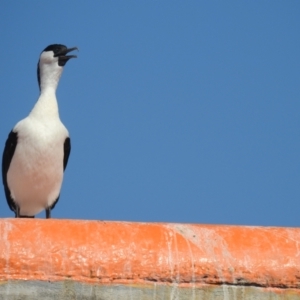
[30,52,64,119]
[39,51,64,93]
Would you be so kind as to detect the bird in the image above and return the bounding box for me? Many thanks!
[2,44,78,218]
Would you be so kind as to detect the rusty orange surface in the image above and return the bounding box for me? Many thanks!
[0,219,299,289]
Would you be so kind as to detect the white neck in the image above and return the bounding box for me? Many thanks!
[39,61,63,92]
[29,89,59,119]
[29,58,64,119]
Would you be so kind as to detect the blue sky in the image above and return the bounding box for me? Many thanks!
[0,2,299,227]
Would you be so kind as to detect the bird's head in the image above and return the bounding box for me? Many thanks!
[37,44,78,90]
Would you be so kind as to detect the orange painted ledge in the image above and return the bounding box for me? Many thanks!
[0,219,299,290]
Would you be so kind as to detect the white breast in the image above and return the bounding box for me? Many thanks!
[7,116,68,216]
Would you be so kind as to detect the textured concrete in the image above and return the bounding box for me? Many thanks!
[0,219,299,299]
[0,281,300,300]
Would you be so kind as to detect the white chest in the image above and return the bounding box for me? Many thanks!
[7,116,69,215]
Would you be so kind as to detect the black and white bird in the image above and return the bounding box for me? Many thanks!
[2,44,78,218]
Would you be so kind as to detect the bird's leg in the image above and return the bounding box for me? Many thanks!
[46,208,51,219]
[15,206,20,218]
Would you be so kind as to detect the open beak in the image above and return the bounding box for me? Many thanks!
[55,47,79,66]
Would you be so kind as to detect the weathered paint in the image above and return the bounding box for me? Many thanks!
[0,219,299,299]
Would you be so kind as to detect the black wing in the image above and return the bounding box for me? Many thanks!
[2,131,18,212]
[50,137,71,210]
[63,137,71,170]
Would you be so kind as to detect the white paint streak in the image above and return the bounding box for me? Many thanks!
[2,221,12,297]
[164,229,179,300]
[184,235,196,300]
[171,227,180,300]
[169,224,234,299]
[152,282,157,300]
[2,220,12,274]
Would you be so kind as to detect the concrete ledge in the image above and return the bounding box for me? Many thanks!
[0,219,300,299]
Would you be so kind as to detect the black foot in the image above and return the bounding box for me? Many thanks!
[15,206,20,218]
[46,208,51,219]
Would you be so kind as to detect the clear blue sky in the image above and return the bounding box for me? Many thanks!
[0,2,299,227]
